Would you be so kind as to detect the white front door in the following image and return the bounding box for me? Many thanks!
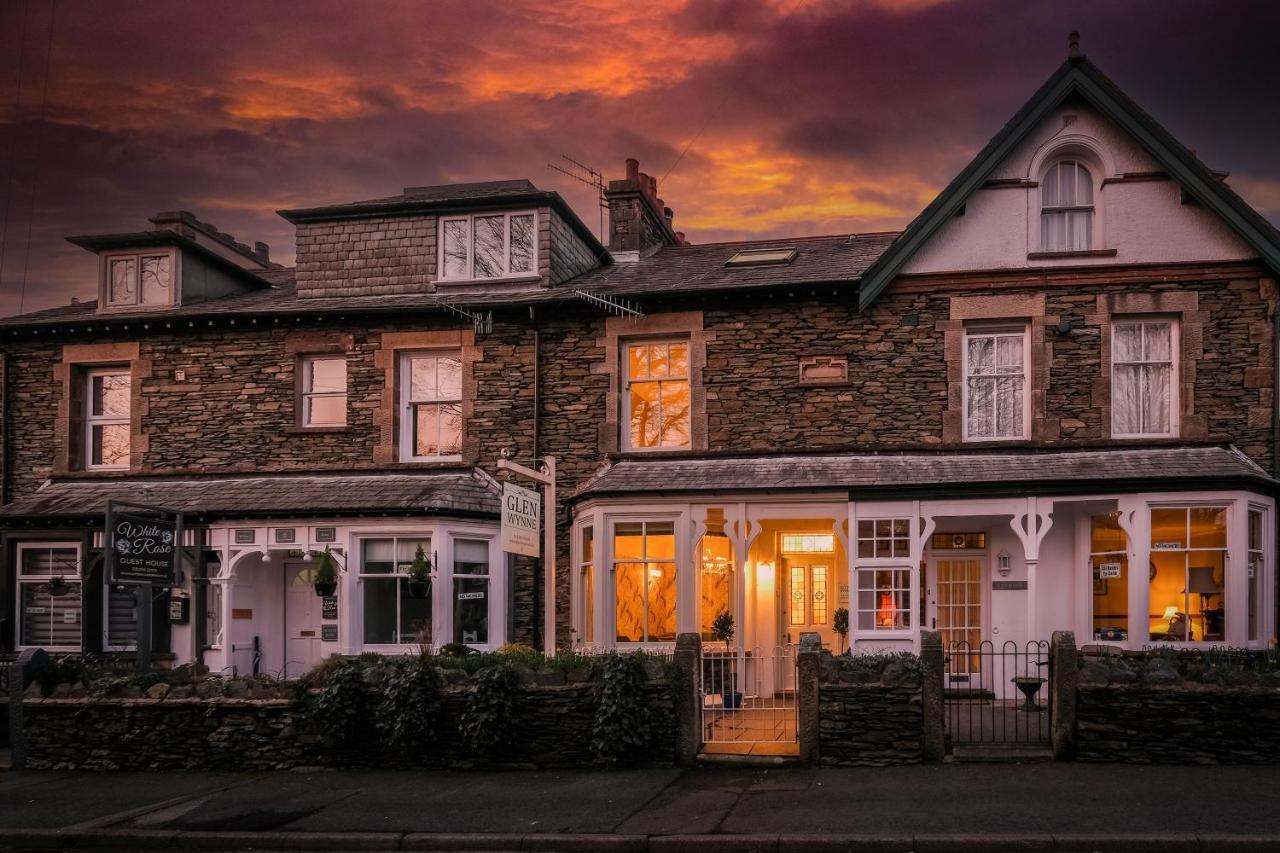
[930,556,985,679]
[284,564,322,679]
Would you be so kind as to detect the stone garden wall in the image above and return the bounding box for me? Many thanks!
[1076,652,1280,764]
[816,651,924,766]
[19,656,676,771]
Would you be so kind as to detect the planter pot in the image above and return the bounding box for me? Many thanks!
[313,581,337,597]
[406,580,430,599]
[722,690,743,710]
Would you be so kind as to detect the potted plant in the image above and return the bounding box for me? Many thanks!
[47,575,71,597]
[710,611,742,710]
[405,544,431,599]
[833,607,849,654]
[312,547,339,597]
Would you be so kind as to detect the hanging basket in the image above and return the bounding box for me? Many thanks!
[406,579,430,599]
[313,580,337,597]
[47,578,71,598]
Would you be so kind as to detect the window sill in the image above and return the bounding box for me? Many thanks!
[1026,249,1118,260]
[434,274,541,287]
[396,457,466,468]
[612,447,698,459]
[284,425,351,435]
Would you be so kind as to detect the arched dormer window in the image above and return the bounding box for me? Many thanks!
[1040,159,1094,251]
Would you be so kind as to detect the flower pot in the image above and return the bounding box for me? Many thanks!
[722,690,743,710]
[313,581,337,597]
[406,579,430,599]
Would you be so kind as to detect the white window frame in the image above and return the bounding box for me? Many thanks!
[15,542,83,652]
[854,566,912,635]
[398,350,464,462]
[101,248,177,309]
[1148,503,1230,645]
[356,534,435,649]
[855,518,912,560]
[299,355,348,428]
[574,523,596,647]
[1040,159,1095,252]
[1088,513,1130,645]
[961,325,1030,442]
[437,210,538,282]
[1111,318,1179,439]
[1247,504,1269,644]
[610,517,680,646]
[85,366,131,471]
[621,337,692,452]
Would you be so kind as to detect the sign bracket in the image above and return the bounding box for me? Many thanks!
[498,455,557,652]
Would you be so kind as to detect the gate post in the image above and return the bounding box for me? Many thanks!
[796,632,821,764]
[1049,630,1077,761]
[9,648,50,770]
[920,630,945,763]
[672,632,702,765]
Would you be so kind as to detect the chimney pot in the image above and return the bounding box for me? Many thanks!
[1068,30,1082,59]
[254,241,270,261]
[646,175,657,198]
[625,158,640,182]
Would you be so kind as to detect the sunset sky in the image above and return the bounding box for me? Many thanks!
[1,0,1278,314]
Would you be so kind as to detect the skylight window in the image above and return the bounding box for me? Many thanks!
[725,248,797,267]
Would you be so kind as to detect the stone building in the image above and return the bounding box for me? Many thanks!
[0,50,1278,689]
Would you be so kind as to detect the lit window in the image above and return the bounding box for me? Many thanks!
[400,352,463,460]
[699,532,733,642]
[85,367,130,469]
[452,538,490,645]
[725,248,797,267]
[964,327,1028,441]
[104,252,173,307]
[1248,507,1267,643]
[578,526,595,645]
[930,532,987,551]
[857,519,911,558]
[1149,507,1226,642]
[17,544,81,650]
[1090,513,1129,642]
[855,568,911,632]
[300,356,348,427]
[1112,320,1177,438]
[781,533,835,553]
[613,521,676,643]
[360,537,432,645]
[624,339,690,450]
[1040,160,1094,251]
[788,562,829,626]
[439,211,536,281]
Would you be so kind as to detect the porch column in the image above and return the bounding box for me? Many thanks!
[1011,497,1054,641]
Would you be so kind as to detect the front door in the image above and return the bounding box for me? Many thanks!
[932,557,984,677]
[284,564,322,679]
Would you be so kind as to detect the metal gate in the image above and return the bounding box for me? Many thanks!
[701,644,797,745]
[944,639,1050,746]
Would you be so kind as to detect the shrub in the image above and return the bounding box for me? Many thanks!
[459,663,519,757]
[376,657,443,754]
[305,657,368,747]
[592,653,652,765]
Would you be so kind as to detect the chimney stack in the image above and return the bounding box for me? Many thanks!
[254,241,271,262]
[604,158,683,254]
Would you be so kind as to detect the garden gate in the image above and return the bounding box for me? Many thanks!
[700,644,798,748]
[943,639,1050,747]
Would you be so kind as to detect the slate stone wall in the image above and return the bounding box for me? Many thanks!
[815,652,924,766]
[294,215,439,298]
[21,682,676,771]
[1077,686,1280,764]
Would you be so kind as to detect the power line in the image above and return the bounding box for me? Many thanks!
[18,0,57,315]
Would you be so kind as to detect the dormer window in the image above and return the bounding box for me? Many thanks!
[1040,160,1094,251]
[439,211,536,281]
[103,250,174,308]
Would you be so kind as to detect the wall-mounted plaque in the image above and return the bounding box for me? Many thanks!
[798,355,849,387]
[274,528,297,544]
[321,625,338,642]
[234,529,256,545]
[314,527,337,543]
[322,596,338,620]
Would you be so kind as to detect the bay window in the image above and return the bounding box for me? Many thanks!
[1149,507,1226,642]
[399,352,463,460]
[299,356,348,427]
[857,519,910,558]
[963,327,1028,441]
[439,211,536,281]
[1090,513,1129,642]
[613,521,676,643]
[623,339,691,451]
[452,538,490,645]
[578,526,595,645]
[699,530,733,642]
[1112,319,1177,438]
[86,367,130,469]
[360,537,431,645]
[855,568,910,632]
[1248,507,1266,643]
[17,544,81,650]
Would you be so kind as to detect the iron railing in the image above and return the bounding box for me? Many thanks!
[944,639,1050,746]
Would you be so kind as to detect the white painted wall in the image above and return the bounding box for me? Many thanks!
[901,104,1254,274]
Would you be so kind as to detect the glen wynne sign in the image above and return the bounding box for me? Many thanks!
[107,501,182,585]
[501,482,541,558]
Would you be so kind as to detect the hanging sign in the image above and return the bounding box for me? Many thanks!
[501,482,542,558]
[107,505,181,585]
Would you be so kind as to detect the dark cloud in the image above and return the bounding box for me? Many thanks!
[0,0,1278,313]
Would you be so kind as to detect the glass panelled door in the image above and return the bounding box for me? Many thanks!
[934,558,984,676]
[781,556,832,645]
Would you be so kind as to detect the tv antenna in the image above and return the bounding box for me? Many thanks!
[547,154,606,241]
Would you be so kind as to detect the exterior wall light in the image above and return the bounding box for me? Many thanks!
[997,550,1012,576]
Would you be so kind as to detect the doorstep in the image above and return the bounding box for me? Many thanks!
[698,741,802,766]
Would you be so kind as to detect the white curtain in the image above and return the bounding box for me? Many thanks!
[1113,322,1173,435]
[966,332,1025,439]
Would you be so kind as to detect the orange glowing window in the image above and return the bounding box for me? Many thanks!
[856,568,911,632]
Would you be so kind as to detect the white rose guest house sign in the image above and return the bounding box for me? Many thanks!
[108,502,181,585]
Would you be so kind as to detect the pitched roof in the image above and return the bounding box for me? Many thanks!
[856,53,1280,309]
[567,232,898,297]
[0,471,502,520]
[575,445,1275,500]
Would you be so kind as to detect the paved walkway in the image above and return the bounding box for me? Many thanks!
[1,763,1279,850]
